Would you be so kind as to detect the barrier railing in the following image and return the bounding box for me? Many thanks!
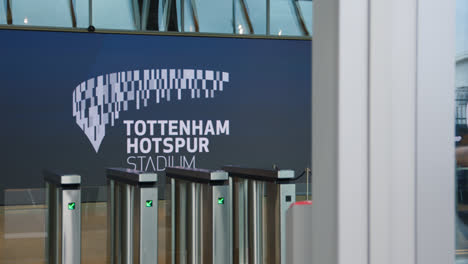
[223,165,297,264]
[107,168,158,264]
[44,171,81,264]
[166,166,232,264]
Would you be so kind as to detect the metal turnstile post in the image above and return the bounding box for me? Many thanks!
[44,171,81,264]
[223,166,297,264]
[166,167,232,264]
[286,201,313,264]
[107,168,158,264]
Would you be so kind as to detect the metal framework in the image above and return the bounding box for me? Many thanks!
[0,24,311,40]
[1,0,311,36]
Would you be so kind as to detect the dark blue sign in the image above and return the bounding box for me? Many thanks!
[0,29,311,203]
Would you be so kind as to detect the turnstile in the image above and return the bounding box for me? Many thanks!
[107,168,158,264]
[222,166,296,264]
[166,167,232,264]
[44,171,81,264]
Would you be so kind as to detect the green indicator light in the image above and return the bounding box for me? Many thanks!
[68,202,76,210]
[146,200,153,207]
[218,197,225,205]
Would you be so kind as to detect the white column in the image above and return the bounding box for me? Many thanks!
[367,0,427,262]
[312,0,455,263]
[311,0,369,263]
[416,0,455,263]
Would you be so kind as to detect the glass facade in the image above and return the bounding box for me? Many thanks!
[457,0,468,263]
[0,0,312,36]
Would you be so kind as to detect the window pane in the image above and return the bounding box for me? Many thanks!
[456,0,468,263]
[11,0,74,27]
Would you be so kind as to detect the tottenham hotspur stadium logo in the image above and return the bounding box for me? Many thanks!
[72,69,230,153]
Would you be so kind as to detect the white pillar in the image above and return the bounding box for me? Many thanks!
[311,0,369,263]
[312,0,455,263]
[416,0,455,263]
